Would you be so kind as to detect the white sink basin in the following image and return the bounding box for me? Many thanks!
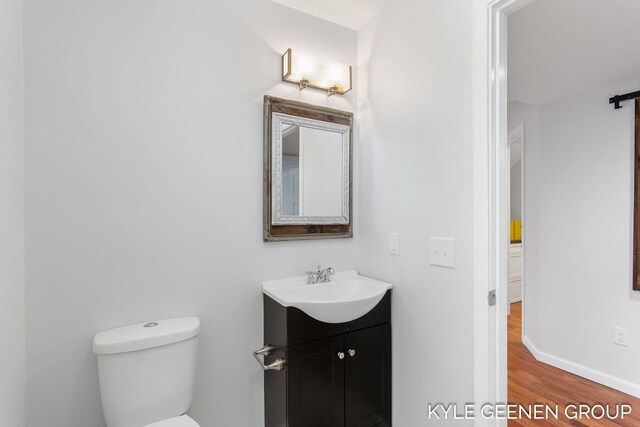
[262,270,392,324]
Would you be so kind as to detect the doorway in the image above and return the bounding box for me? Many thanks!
[507,126,523,317]
[475,0,640,425]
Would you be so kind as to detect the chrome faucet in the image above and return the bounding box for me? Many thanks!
[306,265,335,284]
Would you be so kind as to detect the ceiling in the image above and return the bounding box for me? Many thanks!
[271,0,392,30]
[508,0,640,106]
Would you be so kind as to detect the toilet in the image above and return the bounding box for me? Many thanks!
[93,317,201,427]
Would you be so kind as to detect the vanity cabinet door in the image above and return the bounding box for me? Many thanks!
[344,324,392,427]
[287,335,345,427]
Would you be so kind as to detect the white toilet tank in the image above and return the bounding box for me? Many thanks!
[93,317,200,427]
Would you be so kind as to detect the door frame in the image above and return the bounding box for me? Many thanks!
[472,1,534,426]
[508,124,525,307]
[505,125,524,315]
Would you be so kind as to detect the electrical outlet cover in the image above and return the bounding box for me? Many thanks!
[615,327,628,347]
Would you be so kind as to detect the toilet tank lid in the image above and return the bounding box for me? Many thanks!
[93,316,200,355]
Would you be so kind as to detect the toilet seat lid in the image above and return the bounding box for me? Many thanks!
[143,415,199,427]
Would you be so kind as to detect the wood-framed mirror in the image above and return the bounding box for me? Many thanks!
[263,96,353,242]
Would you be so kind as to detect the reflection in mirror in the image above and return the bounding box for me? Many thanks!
[281,125,300,216]
[280,124,344,218]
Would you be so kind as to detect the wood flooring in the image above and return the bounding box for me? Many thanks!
[508,302,640,426]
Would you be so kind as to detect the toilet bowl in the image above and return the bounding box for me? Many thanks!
[144,415,200,427]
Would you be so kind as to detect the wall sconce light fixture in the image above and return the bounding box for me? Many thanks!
[282,48,352,96]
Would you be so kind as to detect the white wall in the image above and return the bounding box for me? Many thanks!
[508,101,540,341]
[357,0,475,424]
[0,0,25,425]
[23,1,357,425]
[509,78,640,396]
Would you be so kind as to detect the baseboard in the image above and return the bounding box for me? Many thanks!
[522,336,640,398]
[509,298,522,304]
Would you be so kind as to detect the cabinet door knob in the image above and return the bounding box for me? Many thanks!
[337,352,345,360]
[348,349,356,357]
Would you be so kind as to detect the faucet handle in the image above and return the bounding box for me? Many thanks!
[306,270,316,284]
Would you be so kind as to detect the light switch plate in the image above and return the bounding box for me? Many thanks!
[390,233,400,255]
[430,237,455,268]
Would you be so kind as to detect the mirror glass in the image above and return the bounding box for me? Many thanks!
[281,124,344,217]
[272,113,350,225]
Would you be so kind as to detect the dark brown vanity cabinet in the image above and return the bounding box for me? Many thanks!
[344,324,392,426]
[263,291,392,427]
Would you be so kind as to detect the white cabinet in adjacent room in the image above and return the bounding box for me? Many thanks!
[509,243,523,303]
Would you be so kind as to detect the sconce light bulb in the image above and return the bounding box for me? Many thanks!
[298,57,314,75]
[328,65,343,82]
